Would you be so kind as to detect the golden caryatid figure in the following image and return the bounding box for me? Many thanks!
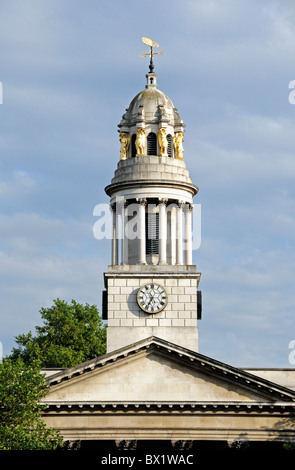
[158,128,168,156]
[119,132,130,160]
[135,127,145,156]
[173,131,184,159]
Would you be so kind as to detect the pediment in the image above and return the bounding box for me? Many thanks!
[43,337,295,405]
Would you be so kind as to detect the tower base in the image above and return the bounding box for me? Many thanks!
[103,268,201,353]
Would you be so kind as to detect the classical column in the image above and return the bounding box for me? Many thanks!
[111,203,118,265]
[121,200,128,265]
[159,198,168,265]
[170,203,177,265]
[137,198,147,264]
[184,203,193,265]
[176,201,184,265]
[116,203,121,264]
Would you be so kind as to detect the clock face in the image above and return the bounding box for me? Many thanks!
[137,283,168,314]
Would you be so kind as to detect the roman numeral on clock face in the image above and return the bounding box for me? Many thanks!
[137,283,168,314]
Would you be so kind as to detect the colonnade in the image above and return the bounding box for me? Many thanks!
[110,198,193,266]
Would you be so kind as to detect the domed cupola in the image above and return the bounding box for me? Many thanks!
[118,72,185,159]
[105,65,199,268]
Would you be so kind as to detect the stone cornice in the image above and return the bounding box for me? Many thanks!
[45,336,295,403]
[104,270,201,279]
[43,401,295,413]
[105,179,199,197]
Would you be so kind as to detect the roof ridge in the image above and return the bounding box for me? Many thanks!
[45,336,295,402]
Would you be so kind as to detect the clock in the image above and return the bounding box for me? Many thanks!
[137,283,168,313]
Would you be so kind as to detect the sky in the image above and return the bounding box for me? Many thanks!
[0,0,295,367]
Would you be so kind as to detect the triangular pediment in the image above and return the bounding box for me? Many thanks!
[43,337,295,406]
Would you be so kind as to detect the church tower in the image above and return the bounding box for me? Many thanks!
[43,41,295,448]
[103,46,201,353]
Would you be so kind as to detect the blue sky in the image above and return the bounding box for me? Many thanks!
[0,0,295,367]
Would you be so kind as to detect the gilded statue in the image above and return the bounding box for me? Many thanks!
[119,132,130,160]
[135,127,145,156]
[158,128,168,156]
[173,132,184,159]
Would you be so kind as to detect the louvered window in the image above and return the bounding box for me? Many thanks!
[147,132,157,156]
[146,212,159,254]
[131,134,136,157]
[167,134,173,157]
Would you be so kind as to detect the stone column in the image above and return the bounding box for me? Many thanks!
[176,201,184,265]
[111,203,118,265]
[137,198,147,264]
[115,203,120,264]
[184,203,193,265]
[121,200,128,265]
[170,203,177,265]
[159,198,168,265]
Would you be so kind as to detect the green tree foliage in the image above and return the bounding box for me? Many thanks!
[10,299,107,368]
[283,441,295,451]
[0,358,63,450]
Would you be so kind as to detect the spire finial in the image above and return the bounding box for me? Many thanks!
[140,37,164,73]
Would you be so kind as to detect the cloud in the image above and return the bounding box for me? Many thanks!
[198,249,295,367]
[0,170,37,198]
[0,0,294,367]
[0,250,107,355]
[6,84,88,119]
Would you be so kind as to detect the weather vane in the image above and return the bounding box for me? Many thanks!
[140,37,164,73]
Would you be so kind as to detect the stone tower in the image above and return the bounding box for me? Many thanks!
[102,67,201,353]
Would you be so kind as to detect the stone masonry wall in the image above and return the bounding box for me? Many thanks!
[105,273,200,353]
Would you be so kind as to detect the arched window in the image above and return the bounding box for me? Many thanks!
[147,132,157,156]
[131,134,136,157]
[167,134,173,157]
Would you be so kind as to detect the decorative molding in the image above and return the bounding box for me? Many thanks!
[183,202,193,212]
[177,200,185,209]
[136,197,147,206]
[105,180,199,198]
[171,440,193,450]
[115,440,137,450]
[44,336,295,403]
[158,198,168,206]
[44,402,295,413]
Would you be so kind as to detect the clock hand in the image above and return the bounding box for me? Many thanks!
[148,294,154,305]
[147,290,156,307]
